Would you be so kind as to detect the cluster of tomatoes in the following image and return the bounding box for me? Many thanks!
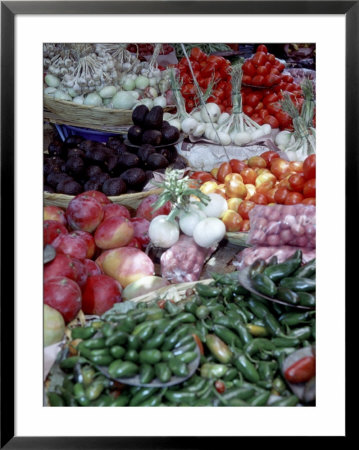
[126,43,174,61]
[177,47,232,113]
[241,45,304,130]
[190,152,316,233]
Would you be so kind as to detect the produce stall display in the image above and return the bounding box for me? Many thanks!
[43,42,316,408]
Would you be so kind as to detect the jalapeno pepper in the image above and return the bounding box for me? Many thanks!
[139,364,155,384]
[263,250,302,282]
[138,349,162,365]
[169,357,189,377]
[73,383,90,406]
[244,338,275,356]
[251,273,278,298]
[137,394,162,406]
[81,365,96,386]
[212,324,243,349]
[219,386,256,403]
[272,377,287,394]
[85,379,105,401]
[230,320,253,346]
[276,287,300,305]
[297,292,316,307]
[164,300,182,315]
[60,356,83,370]
[71,326,96,340]
[142,333,165,350]
[279,311,315,326]
[195,284,222,298]
[108,360,139,378]
[206,334,233,364]
[271,337,300,348]
[161,325,192,351]
[105,331,128,347]
[271,395,299,406]
[164,390,196,405]
[279,277,316,292]
[47,392,65,407]
[111,394,130,406]
[249,258,267,278]
[287,324,313,340]
[248,391,271,406]
[130,387,159,406]
[233,351,260,383]
[258,361,277,381]
[200,363,228,379]
[293,258,316,278]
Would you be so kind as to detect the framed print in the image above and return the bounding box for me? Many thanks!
[1,1,355,447]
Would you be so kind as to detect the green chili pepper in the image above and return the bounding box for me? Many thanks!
[223,367,238,381]
[81,365,96,386]
[105,331,128,347]
[271,395,299,406]
[248,391,271,406]
[251,273,278,297]
[60,356,82,370]
[139,364,155,384]
[200,363,228,379]
[85,380,105,401]
[206,334,233,364]
[73,383,90,406]
[155,363,172,383]
[130,387,159,406]
[82,337,106,350]
[297,292,316,307]
[213,324,243,349]
[111,394,130,406]
[249,258,267,278]
[110,345,126,359]
[71,326,96,340]
[233,351,260,383]
[279,311,314,326]
[263,250,302,282]
[279,277,316,292]
[108,360,139,378]
[164,300,182,315]
[293,258,316,278]
[164,390,196,405]
[230,320,253,346]
[196,284,222,298]
[244,338,275,356]
[139,349,162,365]
[258,361,277,381]
[277,287,300,305]
[219,386,256,403]
[169,357,189,377]
[47,392,65,407]
[138,394,162,406]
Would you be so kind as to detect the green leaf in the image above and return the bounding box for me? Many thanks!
[101,301,137,319]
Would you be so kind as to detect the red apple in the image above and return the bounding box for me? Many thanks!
[70,230,96,259]
[51,233,88,260]
[83,258,102,277]
[44,220,68,246]
[82,274,122,315]
[44,253,77,282]
[94,250,111,272]
[77,190,111,207]
[127,237,142,249]
[103,203,131,221]
[94,216,134,250]
[71,258,88,288]
[44,205,67,226]
[101,247,155,287]
[66,195,104,233]
[136,195,171,221]
[131,217,150,247]
[44,277,82,323]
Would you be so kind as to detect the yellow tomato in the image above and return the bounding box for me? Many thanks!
[244,184,256,200]
[200,181,218,194]
[255,172,277,188]
[248,156,267,168]
[211,167,219,179]
[224,173,247,199]
[227,198,243,212]
[221,210,243,232]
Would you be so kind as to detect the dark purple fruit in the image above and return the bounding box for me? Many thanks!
[146,153,169,170]
[127,125,143,145]
[61,180,83,195]
[67,147,85,158]
[120,168,146,188]
[161,125,180,144]
[132,104,149,127]
[64,135,84,147]
[48,141,65,157]
[47,172,73,188]
[143,106,163,130]
[43,185,55,193]
[84,178,104,192]
[102,178,127,196]
[118,152,140,169]
[142,129,162,146]
[138,144,156,163]
[65,156,85,177]
[86,165,103,178]
[171,155,188,170]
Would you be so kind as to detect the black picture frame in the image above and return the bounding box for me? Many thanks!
[1,1,355,447]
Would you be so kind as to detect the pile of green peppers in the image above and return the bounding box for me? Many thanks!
[47,258,316,407]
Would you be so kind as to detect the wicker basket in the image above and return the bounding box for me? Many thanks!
[44,96,175,129]
[44,188,163,211]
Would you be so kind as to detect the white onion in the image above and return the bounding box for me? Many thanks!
[73,95,84,105]
[54,90,72,101]
[200,103,221,123]
[261,124,272,135]
[250,128,264,140]
[193,217,226,248]
[179,210,207,236]
[169,119,181,131]
[216,131,231,146]
[135,75,150,90]
[44,87,57,96]
[191,110,202,122]
[112,91,136,109]
[153,96,167,107]
[234,131,251,145]
[149,216,179,248]
[218,112,230,125]
[275,130,293,147]
[181,117,198,135]
[201,193,228,218]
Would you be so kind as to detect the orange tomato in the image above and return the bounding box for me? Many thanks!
[191,171,215,184]
[240,168,257,184]
[302,197,316,205]
[200,181,219,194]
[265,187,278,203]
[240,219,250,232]
[284,192,304,205]
[270,158,291,179]
[255,171,277,188]
[303,178,316,197]
[274,187,289,204]
[217,162,232,183]
[289,161,304,173]
[224,174,247,199]
[248,156,267,168]
[245,184,256,200]
[238,200,256,220]
[250,193,268,205]
[260,151,280,166]
[288,173,305,192]
[227,198,243,212]
[221,210,243,232]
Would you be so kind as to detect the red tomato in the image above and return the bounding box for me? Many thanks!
[215,380,226,394]
[303,154,316,180]
[275,111,292,129]
[190,47,207,61]
[267,54,276,64]
[254,101,264,111]
[181,83,196,96]
[284,356,315,383]
[252,52,267,67]
[250,193,268,205]
[303,178,316,198]
[190,171,214,184]
[243,60,256,76]
[284,192,304,205]
[246,92,262,107]
[230,159,248,173]
[252,75,265,86]
[238,200,256,220]
[260,151,280,166]
[258,109,269,120]
[288,173,306,192]
[263,92,279,105]
[264,73,281,87]
[282,74,294,83]
[217,162,232,183]
[267,102,282,115]
[257,44,268,53]
[257,65,269,76]
[302,197,316,205]
[270,68,281,76]
[243,105,254,115]
[263,115,279,128]
[274,187,290,204]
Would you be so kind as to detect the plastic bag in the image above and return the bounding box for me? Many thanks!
[247,204,316,249]
[235,245,316,270]
[160,235,214,283]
